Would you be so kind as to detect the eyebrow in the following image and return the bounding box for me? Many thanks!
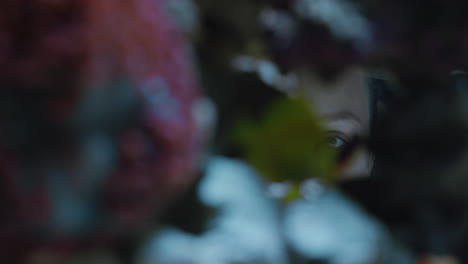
[322,111,363,124]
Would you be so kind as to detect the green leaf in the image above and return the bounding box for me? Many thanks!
[233,95,336,194]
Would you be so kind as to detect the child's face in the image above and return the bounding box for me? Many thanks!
[300,66,373,180]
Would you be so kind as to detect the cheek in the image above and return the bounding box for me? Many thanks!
[337,148,374,180]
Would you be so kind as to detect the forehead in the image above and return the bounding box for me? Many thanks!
[299,67,370,128]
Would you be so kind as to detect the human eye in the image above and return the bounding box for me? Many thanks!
[326,132,349,150]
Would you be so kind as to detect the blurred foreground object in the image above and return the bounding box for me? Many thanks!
[234,96,336,200]
[285,187,415,264]
[0,0,200,260]
[138,157,287,264]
